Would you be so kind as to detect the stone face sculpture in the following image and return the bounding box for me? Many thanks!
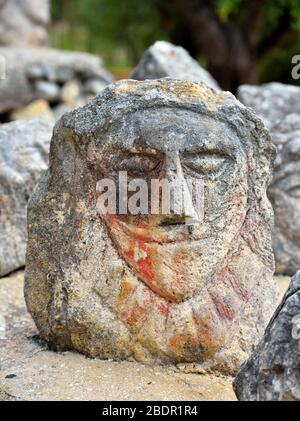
[25,79,277,374]
[268,134,300,274]
[0,0,50,47]
[0,119,52,277]
[131,41,220,91]
[233,270,300,401]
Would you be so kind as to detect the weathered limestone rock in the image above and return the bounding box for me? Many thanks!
[238,82,300,130]
[0,47,114,115]
[130,41,220,90]
[25,79,277,374]
[238,84,300,274]
[271,113,300,146]
[233,270,300,401]
[268,134,300,274]
[0,0,50,47]
[0,120,52,277]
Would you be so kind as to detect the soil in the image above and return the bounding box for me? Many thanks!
[0,270,290,401]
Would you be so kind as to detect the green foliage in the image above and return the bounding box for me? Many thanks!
[51,0,168,70]
[215,0,244,19]
[51,0,300,84]
[216,0,300,30]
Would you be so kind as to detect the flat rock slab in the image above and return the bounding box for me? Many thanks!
[0,271,236,401]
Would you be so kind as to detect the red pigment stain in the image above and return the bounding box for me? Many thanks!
[169,334,186,350]
[226,268,249,301]
[153,300,169,317]
[169,333,200,355]
[191,312,225,356]
[121,303,147,328]
[210,294,235,321]
[107,215,176,301]
[117,279,134,301]
[212,266,249,302]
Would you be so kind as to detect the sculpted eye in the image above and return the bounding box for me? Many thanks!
[118,155,160,176]
[182,153,230,175]
[287,185,300,198]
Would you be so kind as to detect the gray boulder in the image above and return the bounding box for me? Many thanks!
[238,82,300,130]
[233,270,300,401]
[271,113,300,146]
[0,119,52,277]
[269,134,300,274]
[0,47,114,114]
[0,0,50,47]
[130,41,220,90]
[238,83,300,274]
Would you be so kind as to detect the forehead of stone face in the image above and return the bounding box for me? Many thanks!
[58,79,274,179]
[98,107,241,156]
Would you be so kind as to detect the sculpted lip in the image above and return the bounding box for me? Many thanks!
[106,216,207,244]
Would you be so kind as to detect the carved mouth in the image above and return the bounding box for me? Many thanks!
[106,216,205,244]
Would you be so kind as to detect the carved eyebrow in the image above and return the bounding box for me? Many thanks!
[181,148,232,157]
[124,132,239,157]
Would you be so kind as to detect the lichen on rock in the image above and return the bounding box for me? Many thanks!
[25,79,278,374]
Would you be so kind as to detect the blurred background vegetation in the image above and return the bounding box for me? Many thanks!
[50,0,300,92]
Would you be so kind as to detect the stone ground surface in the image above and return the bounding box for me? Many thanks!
[0,271,290,401]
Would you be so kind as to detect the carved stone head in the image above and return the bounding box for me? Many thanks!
[25,80,277,374]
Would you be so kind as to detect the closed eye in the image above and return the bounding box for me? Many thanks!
[182,152,232,175]
[118,154,161,176]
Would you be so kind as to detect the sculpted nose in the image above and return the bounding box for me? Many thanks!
[159,152,200,223]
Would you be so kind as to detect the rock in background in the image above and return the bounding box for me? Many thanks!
[130,41,220,90]
[0,0,50,47]
[268,136,300,274]
[0,47,114,122]
[238,82,300,275]
[233,270,300,401]
[0,119,53,277]
[238,82,300,131]
[271,114,300,146]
